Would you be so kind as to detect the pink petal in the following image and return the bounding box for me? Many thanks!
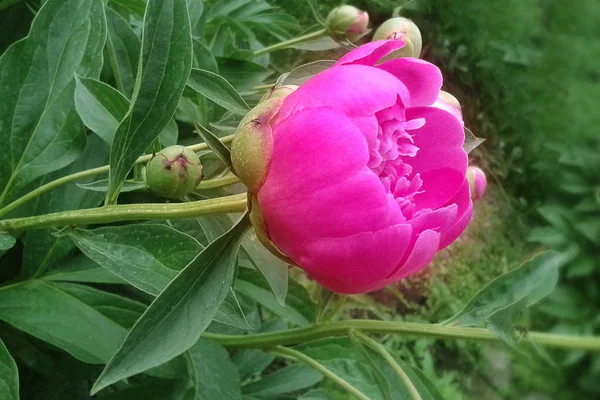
[259,107,404,257]
[377,229,440,289]
[409,204,458,234]
[276,65,409,121]
[297,223,413,294]
[377,58,443,107]
[438,179,473,249]
[334,40,407,67]
[405,107,468,211]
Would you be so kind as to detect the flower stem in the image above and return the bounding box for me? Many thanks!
[203,319,600,352]
[0,194,247,232]
[0,135,235,218]
[270,346,371,400]
[252,29,328,57]
[353,331,422,400]
[197,174,240,190]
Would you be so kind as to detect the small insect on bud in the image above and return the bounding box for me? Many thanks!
[146,145,203,200]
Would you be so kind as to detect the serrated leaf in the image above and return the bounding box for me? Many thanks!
[91,214,250,394]
[188,68,249,115]
[0,280,126,364]
[0,0,106,206]
[194,121,234,169]
[0,338,19,400]
[105,6,140,98]
[0,232,15,251]
[77,179,147,193]
[242,364,322,399]
[106,0,192,204]
[188,339,242,400]
[74,76,129,145]
[443,251,560,326]
[70,224,202,296]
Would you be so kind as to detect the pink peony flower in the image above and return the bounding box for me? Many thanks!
[467,166,487,201]
[232,40,473,294]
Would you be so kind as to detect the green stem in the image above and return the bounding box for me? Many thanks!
[0,194,247,232]
[203,319,600,352]
[353,331,422,400]
[0,135,235,218]
[270,346,371,400]
[252,29,328,57]
[197,174,240,190]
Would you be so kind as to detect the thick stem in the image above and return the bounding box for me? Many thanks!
[353,331,422,400]
[0,136,235,218]
[0,194,247,232]
[252,29,328,57]
[270,346,371,400]
[203,319,600,352]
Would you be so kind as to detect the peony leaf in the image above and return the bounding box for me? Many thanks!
[105,6,141,98]
[91,214,250,394]
[0,0,106,206]
[77,179,148,193]
[187,68,250,115]
[194,121,234,170]
[106,0,193,205]
[276,60,336,87]
[443,251,560,326]
[0,232,15,251]
[463,127,485,154]
[0,338,19,400]
[242,364,322,399]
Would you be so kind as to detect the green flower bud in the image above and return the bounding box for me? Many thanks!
[373,17,422,58]
[146,145,203,199]
[326,5,369,43]
[231,85,297,193]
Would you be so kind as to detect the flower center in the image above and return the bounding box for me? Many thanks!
[367,103,425,219]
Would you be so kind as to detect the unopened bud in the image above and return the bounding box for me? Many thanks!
[466,166,487,201]
[373,17,422,58]
[146,145,203,199]
[326,5,369,43]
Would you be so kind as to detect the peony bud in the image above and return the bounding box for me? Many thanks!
[231,85,297,193]
[326,5,369,43]
[146,145,203,199]
[373,17,422,58]
[466,166,487,201]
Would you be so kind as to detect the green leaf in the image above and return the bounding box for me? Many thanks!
[193,39,218,73]
[106,0,192,204]
[52,282,146,329]
[0,0,106,206]
[0,280,126,364]
[77,179,148,193]
[241,234,288,307]
[109,0,147,18]
[485,295,529,347]
[0,232,15,251]
[242,364,322,399]
[70,224,202,296]
[443,251,560,326]
[194,121,233,170]
[91,214,250,394]
[217,57,272,91]
[21,135,109,279]
[188,339,242,400]
[232,349,274,381]
[187,68,249,115]
[214,288,254,330]
[99,379,191,400]
[292,337,382,399]
[0,338,19,400]
[74,76,129,145]
[44,254,125,284]
[236,268,314,327]
[105,6,140,98]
